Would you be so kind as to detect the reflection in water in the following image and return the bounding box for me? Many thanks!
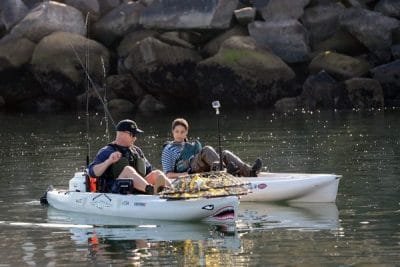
[238,202,340,232]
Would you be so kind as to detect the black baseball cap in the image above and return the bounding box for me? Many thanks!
[116,119,144,134]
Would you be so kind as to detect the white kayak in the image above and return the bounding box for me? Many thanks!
[240,172,341,202]
[44,171,239,222]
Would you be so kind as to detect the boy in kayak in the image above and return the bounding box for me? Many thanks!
[88,119,172,194]
[161,118,262,179]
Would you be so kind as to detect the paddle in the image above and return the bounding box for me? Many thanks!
[159,171,250,199]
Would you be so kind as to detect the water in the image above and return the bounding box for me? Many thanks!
[0,109,399,266]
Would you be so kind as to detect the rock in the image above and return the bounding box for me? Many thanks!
[234,7,256,25]
[140,0,239,30]
[0,69,43,105]
[106,74,144,104]
[340,7,400,51]
[309,51,370,80]
[249,20,310,63]
[274,97,300,113]
[0,95,4,108]
[93,1,145,46]
[203,26,248,56]
[117,29,158,58]
[16,97,66,112]
[313,29,368,56]
[157,32,195,49]
[253,0,310,21]
[196,36,296,107]
[124,37,202,108]
[301,3,345,46]
[374,0,400,19]
[11,1,86,42]
[370,60,400,104]
[0,37,35,71]
[64,0,101,21]
[98,0,121,15]
[31,31,109,102]
[392,44,400,59]
[76,86,118,110]
[300,70,350,110]
[0,0,29,30]
[138,94,166,114]
[107,98,135,115]
[344,78,384,109]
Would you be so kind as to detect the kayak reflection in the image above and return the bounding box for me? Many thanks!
[237,202,340,231]
[47,207,240,248]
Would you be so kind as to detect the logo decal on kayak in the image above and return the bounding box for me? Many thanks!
[257,183,267,190]
[202,205,214,210]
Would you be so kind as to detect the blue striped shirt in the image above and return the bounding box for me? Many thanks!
[161,142,184,173]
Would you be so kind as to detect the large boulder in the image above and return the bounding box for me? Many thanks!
[299,70,350,110]
[140,0,239,30]
[301,3,345,46]
[309,51,370,80]
[124,36,202,108]
[374,0,400,19]
[253,0,310,21]
[64,0,101,21]
[196,36,296,107]
[370,60,400,106]
[249,20,310,63]
[11,1,86,42]
[340,7,400,52]
[344,78,384,109]
[93,1,144,46]
[31,31,109,102]
[117,29,158,58]
[0,0,29,30]
[98,0,121,15]
[234,7,256,26]
[202,26,248,56]
[106,74,144,105]
[0,37,35,71]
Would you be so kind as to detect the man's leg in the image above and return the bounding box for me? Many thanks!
[119,166,150,192]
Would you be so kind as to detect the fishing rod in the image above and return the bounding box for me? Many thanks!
[212,100,223,170]
[84,12,91,167]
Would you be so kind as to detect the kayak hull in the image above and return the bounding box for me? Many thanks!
[46,190,238,222]
[240,172,341,202]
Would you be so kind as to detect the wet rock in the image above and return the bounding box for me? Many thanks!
[203,26,248,57]
[300,70,351,110]
[11,1,86,42]
[157,32,195,49]
[0,37,35,71]
[370,60,400,106]
[196,36,296,107]
[0,0,29,30]
[31,32,109,102]
[138,94,166,114]
[301,3,345,46]
[312,29,368,56]
[374,0,400,19]
[392,44,400,59]
[140,0,239,30]
[64,0,101,21]
[106,74,144,104]
[234,7,256,26]
[274,97,300,113]
[340,7,400,51]
[253,0,310,21]
[117,29,158,58]
[98,0,121,15]
[344,78,384,109]
[108,98,135,115]
[309,51,370,80]
[93,1,144,46]
[249,20,310,63]
[124,37,202,109]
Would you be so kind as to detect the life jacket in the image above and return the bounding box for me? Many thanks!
[173,140,202,172]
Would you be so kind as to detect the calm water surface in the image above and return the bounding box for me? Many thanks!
[0,109,399,266]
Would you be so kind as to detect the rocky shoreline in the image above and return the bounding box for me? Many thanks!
[0,0,399,114]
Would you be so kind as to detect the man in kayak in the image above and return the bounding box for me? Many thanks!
[88,119,173,194]
[161,118,262,179]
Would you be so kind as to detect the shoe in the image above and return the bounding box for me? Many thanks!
[145,184,154,195]
[211,161,223,171]
[250,158,262,177]
[226,162,240,176]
